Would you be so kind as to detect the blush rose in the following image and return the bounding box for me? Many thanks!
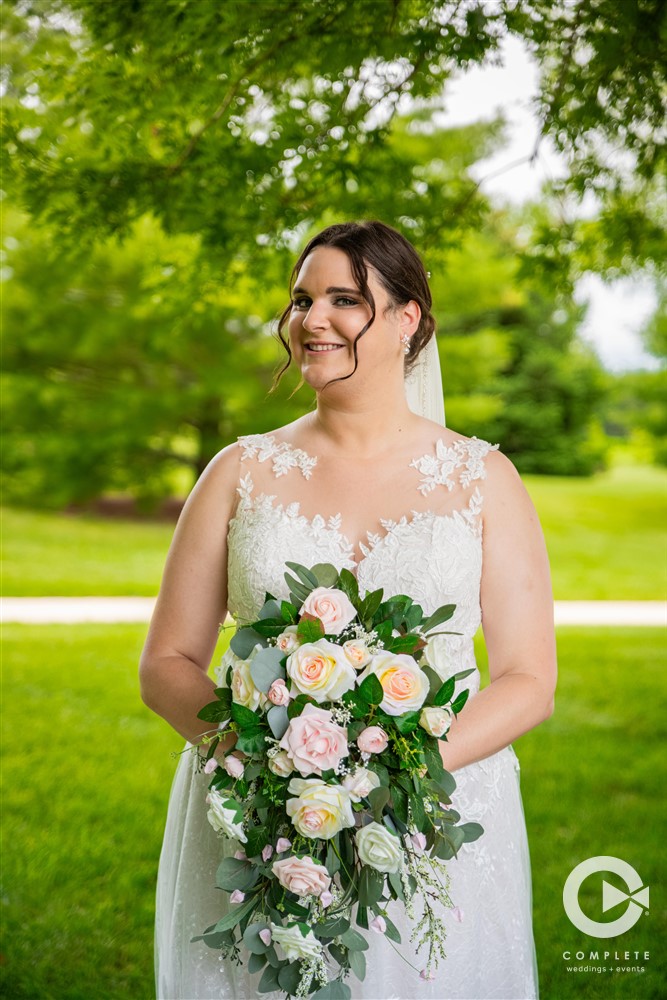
[300,587,357,635]
[279,704,349,777]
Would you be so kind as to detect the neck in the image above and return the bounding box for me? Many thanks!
[308,372,420,458]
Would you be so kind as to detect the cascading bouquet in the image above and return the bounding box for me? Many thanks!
[190,561,483,1000]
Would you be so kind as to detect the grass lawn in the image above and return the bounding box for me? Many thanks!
[3,461,667,599]
[2,624,665,1000]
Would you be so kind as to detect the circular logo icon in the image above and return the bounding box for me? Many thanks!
[563,856,649,938]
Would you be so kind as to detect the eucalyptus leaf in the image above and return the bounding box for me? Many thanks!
[311,562,339,587]
[257,963,281,994]
[266,704,289,739]
[258,599,282,620]
[348,948,366,980]
[230,627,266,659]
[249,647,286,693]
[459,821,484,843]
[242,920,271,955]
[216,857,259,893]
[340,928,369,952]
[212,895,257,933]
[312,982,352,1000]
[285,561,319,588]
[278,961,303,994]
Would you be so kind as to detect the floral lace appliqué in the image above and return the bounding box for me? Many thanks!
[238,433,317,480]
[410,436,500,496]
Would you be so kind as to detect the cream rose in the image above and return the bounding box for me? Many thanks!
[342,767,381,803]
[276,626,300,654]
[279,704,349,777]
[421,633,453,681]
[268,750,294,777]
[356,726,389,754]
[230,644,263,710]
[286,778,355,839]
[342,639,372,669]
[419,705,453,738]
[359,652,429,716]
[286,639,356,702]
[270,922,322,962]
[271,856,332,897]
[206,788,247,843]
[355,821,403,873]
[301,587,357,635]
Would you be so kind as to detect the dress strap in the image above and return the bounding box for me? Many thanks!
[409,436,500,496]
[237,433,318,480]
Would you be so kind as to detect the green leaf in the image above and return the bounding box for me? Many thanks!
[297,616,325,643]
[382,913,402,943]
[385,634,423,654]
[340,928,369,952]
[337,567,359,605]
[358,865,384,907]
[191,929,234,950]
[259,598,283,620]
[230,627,266,658]
[348,948,366,980]
[278,961,303,994]
[387,871,404,902]
[245,824,270,860]
[257,962,281,994]
[287,693,316,719]
[248,952,267,973]
[459,821,484,843]
[432,824,465,860]
[249,647,286,693]
[393,711,421,734]
[197,700,231,724]
[285,561,319,588]
[216,858,259,893]
[235,730,268,755]
[326,836,341,875]
[368,785,390,821]
[280,600,298,623]
[358,587,383,622]
[284,573,311,602]
[391,785,408,825]
[421,603,456,633]
[451,690,470,715]
[311,562,339,587]
[212,894,258,933]
[358,673,383,706]
[242,920,271,955]
[266,704,289,739]
[434,677,455,706]
[409,793,426,830]
[356,905,369,930]
[452,667,476,682]
[230,702,261,730]
[316,915,350,938]
[312,982,352,1000]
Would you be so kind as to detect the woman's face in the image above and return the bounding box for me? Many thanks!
[287,246,414,392]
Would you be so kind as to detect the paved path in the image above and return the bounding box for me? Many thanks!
[2,597,665,626]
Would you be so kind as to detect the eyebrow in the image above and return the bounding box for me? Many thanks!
[292,285,360,296]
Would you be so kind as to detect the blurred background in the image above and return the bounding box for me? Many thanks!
[2,2,665,998]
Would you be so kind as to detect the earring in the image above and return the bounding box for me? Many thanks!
[400,332,411,354]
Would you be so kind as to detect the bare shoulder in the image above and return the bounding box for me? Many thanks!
[179,439,244,520]
[481,446,543,533]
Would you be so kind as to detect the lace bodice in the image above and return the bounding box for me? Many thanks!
[226,430,499,697]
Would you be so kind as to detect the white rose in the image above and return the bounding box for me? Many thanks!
[215,645,242,687]
[343,640,372,669]
[355,822,403,873]
[421,634,452,681]
[358,652,429,716]
[276,625,300,654]
[301,587,357,635]
[270,922,322,962]
[286,639,356,702]
[268,750,295,777]
[206,788,247,843]
[286,778,355,839]
[230,644,263,710]
[419,705,453,738]
[342,767,381,803]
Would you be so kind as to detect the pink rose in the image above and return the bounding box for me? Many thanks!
[276,626,300,653]
[224,755,245,779]
[357,726,389,755]
[268,678,291,706]
[342,640,372,669]
[279,704,349,777]
[272,856,332,897]
[300,587,357,635]
[359,653,429,716]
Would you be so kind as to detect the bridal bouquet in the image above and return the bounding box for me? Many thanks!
[192,561,483,1000]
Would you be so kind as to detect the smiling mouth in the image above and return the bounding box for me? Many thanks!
[304,343,345,353]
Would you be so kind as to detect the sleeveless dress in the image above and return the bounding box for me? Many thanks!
[154,432,539,1000]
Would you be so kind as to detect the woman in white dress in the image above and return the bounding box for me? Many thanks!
[140,220,557,1000]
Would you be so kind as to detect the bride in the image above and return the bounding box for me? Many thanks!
[140,220,557,1000]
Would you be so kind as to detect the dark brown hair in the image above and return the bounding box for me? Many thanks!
[271,220,436,393]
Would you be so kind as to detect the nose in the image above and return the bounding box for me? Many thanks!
[301,299,330,334]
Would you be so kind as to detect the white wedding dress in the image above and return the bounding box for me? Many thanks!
[155,430,539,1000]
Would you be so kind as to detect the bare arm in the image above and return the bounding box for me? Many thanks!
[439,450,557,772]
[139,443,241,751]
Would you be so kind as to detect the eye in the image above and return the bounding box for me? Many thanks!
[291,296,311,309]
[335,297,359,307]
